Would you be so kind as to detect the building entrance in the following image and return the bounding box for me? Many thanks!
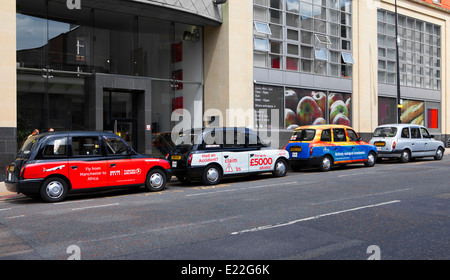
[103,90,138,150]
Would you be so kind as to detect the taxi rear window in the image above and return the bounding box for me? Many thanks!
[290,129,316,141]
[374,127,397,137]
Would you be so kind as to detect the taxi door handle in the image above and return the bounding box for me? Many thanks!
[334,148,338,150]
[71,166,78,170]
[110,163,116,168]
[224,155,229,158]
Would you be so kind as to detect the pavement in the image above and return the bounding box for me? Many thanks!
[1,148,449,200]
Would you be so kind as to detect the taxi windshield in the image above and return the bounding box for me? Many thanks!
[374,127,397,137]
[19,135,39,158]
[291,129,316,141]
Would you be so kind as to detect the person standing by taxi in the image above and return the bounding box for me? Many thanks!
[27,129,39,139]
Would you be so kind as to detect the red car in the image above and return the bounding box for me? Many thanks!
[5,131,172,202]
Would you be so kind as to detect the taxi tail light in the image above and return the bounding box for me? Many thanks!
[392,142,396,150]
[20,165,26,178]
[165,153,169,160]
[188,154,193,166]
[309,146,314,156]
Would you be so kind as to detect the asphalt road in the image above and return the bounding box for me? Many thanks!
[0,156,449,263]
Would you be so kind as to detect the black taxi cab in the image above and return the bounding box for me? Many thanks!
[5,131,172,202]
[167,127,290,185]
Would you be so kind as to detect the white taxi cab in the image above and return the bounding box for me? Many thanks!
[167,127,289,185]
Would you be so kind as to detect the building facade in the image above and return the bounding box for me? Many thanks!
[0,0,449,178]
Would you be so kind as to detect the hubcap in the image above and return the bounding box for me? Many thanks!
[322,157,331,170]
[149,173,164,188]
[206,168,219,183]
[275,161,286,175]
[367,154,375,165]
[402,151,409,161]
[437,149,443,158]
[46,181,64,198]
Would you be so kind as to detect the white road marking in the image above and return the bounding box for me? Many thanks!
[6,215,25,219]
[71,203,119,211]
[231,200,401,235]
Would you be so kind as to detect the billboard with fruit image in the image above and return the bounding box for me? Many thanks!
[400,99,424,125]
[284,88,351,129]
[328,92,351,127]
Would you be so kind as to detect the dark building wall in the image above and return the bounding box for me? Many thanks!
[0,127,17,181]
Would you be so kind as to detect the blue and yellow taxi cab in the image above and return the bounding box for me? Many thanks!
[285,125,378,172]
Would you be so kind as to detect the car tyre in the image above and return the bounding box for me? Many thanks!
[272,159,288,177]
[145,169,167,192]
[434,147,444,160]
[40,177,69,203]
[364,152,376,167]
[319,155,332,172]
[202,164,222,185]
[400,149,410,163]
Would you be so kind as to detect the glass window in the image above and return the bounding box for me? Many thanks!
[286,57,299,71]
[410,127,421,139]
[72,136,101,156]
[103,136,129,155]
[401,128,410,138]
[43,137,68,156]
[421,128,431,138]
[270,55,281,68]
[333,128,347,142]
[286,0,300,13]
[291,129,316,141]
[315,49,328,61]
[19,136,39,158]
[248,132,263,147]
[254,38,270,52]
[254,21,272,35]
[342,52,354,64]
[347,129,359,141]
[374,127,397,137]
[321,129,332,142]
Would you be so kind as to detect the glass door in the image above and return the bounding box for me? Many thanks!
[103,90,138,150]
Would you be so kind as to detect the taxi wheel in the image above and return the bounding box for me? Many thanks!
[202,164,222,185]
[400,149,410,163]
[40,177,68,203]
[364,152,376,167]
[272,159,288,177]
[434,147,444,160]
[145,169,167,192]
[319,155,332,172]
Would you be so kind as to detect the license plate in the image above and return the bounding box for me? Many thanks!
[290,147,302,152]
[171,155,182,160]
[374,142,385,147]
[8,165,14,172]
[292,152,298,157]
[172,161,177,168]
